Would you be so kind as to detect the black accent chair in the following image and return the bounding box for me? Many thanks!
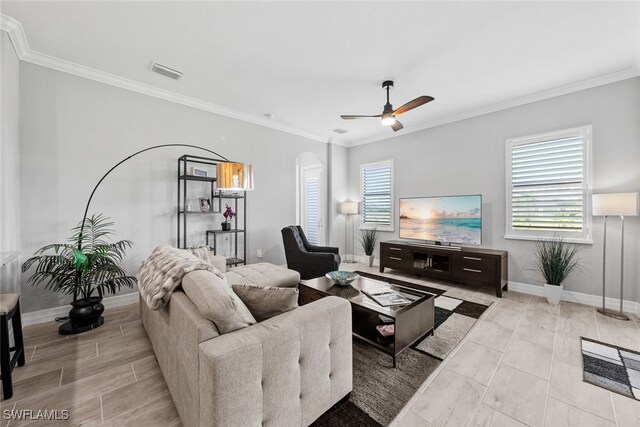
[281,226,341,280]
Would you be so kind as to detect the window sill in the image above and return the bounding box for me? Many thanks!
[361,224,394,232]
[504,234,594,245]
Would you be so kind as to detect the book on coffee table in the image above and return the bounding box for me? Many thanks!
[376,324,395,337]
[362,288,412,307]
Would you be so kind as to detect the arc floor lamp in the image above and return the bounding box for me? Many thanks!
[76,143,254,297]
[592,192,639,320]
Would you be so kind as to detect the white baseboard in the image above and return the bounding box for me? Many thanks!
[351,255,379,266]
[21,292,140,327]
[508,281,639,314]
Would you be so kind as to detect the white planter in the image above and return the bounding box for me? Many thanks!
[544,283,563,305]
[367,254,374,267]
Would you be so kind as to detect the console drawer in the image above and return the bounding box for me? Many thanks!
[382,254,411,269]
[383,245,410,257]
[459,264,496,283]
[461,255,496,272]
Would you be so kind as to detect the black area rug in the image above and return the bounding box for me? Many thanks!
[312,272,491,426]
[581,337,640,401]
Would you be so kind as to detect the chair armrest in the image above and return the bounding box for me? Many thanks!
[306,244,340,255]
[198,297,352,427]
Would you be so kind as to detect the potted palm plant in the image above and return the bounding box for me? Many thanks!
[21,214,137,334]
[360,227,378,267]
[532,236,580,305]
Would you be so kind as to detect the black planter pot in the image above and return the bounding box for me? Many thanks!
[221,222,231,231]
[59,296,105,335]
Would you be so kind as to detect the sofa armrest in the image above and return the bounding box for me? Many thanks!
[198,297,352,427]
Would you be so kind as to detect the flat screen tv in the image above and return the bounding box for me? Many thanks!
[399,195,482,245]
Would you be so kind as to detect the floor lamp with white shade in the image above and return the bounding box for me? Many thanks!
[592,192,639,320]
[340,202,359,263]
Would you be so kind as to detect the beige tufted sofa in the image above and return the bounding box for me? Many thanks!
[140,259,353,427]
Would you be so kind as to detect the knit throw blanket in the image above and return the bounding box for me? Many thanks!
[138,245,215,310]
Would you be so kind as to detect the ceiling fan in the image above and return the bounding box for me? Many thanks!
[340,80,434,132]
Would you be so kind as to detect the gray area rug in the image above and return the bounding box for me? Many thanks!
[581,337,640,401]
[313,273,491,426]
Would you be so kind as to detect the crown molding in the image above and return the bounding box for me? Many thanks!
[0,14,328,144]
[342,66,640,148]
[0,14,29,58]
[2,13,638,149]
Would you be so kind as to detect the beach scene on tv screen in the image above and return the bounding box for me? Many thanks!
[400,196,482,245]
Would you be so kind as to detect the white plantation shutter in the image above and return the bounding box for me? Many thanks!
[361,160,393,229]
[305,176,320,244]
[506,126,592,242]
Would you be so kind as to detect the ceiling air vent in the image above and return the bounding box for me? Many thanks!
[332,128,348,135]
[151,62,183,80]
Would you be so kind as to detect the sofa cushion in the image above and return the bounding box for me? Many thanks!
[184,247,227,273]
[225,263,300,288]
[181,270,256,334]
[232,284,299,322]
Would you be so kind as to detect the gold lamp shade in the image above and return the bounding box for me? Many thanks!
[216,162,254,191]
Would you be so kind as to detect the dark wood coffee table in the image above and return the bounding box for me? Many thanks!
[299,275,435,367]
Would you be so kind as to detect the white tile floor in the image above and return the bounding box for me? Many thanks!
[342,263,640,427]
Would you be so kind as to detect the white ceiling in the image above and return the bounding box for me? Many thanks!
[2,1,639,145]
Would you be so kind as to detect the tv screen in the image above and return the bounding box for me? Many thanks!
[399,195,482,245]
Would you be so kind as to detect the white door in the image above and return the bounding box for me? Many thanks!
[301,165,324,245]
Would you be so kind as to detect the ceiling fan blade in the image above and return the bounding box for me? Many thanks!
[393,96,434,116]
[391,120,404,132]
[340,114,382,120]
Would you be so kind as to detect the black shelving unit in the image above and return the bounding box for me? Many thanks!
[177,155,247,266]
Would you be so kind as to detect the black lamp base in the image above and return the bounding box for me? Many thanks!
[596,308,629,321]
[58,317,104,335]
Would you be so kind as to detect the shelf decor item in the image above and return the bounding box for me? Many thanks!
[190,166,208,177]
[222,204,236,231]
[360,227,378,267]
[592,192,639,320]
[21,214,137,335]
[200,198,211,212]
[325,271,359,287]
[532,236,581,305]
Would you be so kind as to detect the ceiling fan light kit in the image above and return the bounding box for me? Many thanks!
[340,80,434,132]
[381,113,396,126]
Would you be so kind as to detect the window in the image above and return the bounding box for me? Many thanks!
[301,166,322,245]
[505,126,592,243]
[361,160,394,231]
[304,175,320,245]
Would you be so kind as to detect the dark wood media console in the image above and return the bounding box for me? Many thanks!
[379,240,508,297]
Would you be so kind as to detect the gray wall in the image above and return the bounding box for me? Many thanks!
[1,32,20,257]
[18,62,327,313]
[329,143,349,255]
[348,77,640,303]
[0,32,22,297]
